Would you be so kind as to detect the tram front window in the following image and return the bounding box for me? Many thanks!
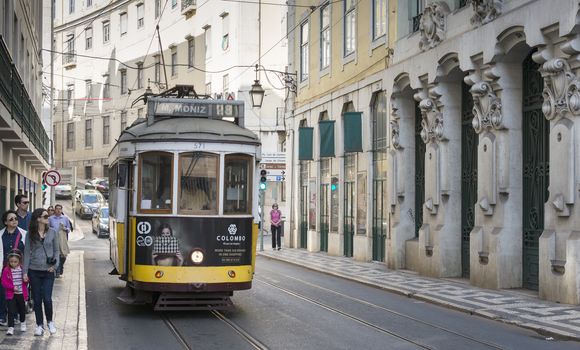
[139,152,173,212]
[224,154,252,214]
[179,152,218,214]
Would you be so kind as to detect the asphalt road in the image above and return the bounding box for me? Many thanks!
[60,203,578,350]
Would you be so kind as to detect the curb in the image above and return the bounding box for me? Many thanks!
[258,252,580,342]
[78,250,88,350]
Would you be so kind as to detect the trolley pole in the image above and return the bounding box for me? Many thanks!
[259,190,264,252]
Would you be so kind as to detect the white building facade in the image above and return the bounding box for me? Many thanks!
[288,0,580,304]
[51,0,288,220]
[0,0,49,211]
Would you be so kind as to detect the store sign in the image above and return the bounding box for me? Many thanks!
[134,216,252,266]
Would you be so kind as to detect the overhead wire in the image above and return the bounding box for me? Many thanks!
[120,0,171,112]
[229,0,364,88]
[51,0,116,66]
[221,0,318,7]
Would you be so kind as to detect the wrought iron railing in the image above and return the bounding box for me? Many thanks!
[63,51,76,65]
[412,14,422,33]
[0,35,49,162]
[181,0,197,11]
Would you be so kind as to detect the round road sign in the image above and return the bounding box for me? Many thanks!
[44,170,61,187]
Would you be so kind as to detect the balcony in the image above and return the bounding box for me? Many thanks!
[0,35,50,163]
[63,51,77,69]
[181,0,197,17]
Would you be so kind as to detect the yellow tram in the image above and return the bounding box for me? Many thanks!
[108,86,260,310]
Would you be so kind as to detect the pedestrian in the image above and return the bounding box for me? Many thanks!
[270,203,282,251]
[47,206,55,217]
[23,208,59,336]
[56,224,70,279]
[48,204,71,277]
[14,195,31,232]
[0,210,27,327]
[1,250,28,335]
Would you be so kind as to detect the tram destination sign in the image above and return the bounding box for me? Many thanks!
[147,98,245,125]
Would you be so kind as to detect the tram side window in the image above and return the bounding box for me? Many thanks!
[223,154,252,214]
[139,152,173,212]
[108,163,118,214]
[179,152,218,214]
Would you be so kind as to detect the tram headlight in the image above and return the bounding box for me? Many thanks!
[190,249,204,264]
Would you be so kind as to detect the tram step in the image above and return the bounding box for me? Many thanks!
[154,293,234,311]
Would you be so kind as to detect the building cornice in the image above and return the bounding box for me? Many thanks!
[54,0,131,33]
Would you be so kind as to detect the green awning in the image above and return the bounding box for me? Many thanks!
[343,112,362,153]
[319,120,335,158]
[298,127,314,160]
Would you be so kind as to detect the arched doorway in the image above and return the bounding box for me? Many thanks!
[299,120,310,250]
[522,52,548,290]
[343,102,355,257]
[319,112,331,253]
[414,101,425,238]
[372,91,387,261]
[461,81,478,278]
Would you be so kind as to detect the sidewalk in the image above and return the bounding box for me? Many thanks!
[0,250,87,350]
[259,248,580,341]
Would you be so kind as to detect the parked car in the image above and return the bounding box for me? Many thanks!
[85,178,109,198]
[92,207,109,238]
[73,190,106,219]
[54,184,72,199]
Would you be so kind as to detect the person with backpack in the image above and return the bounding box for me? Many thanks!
[0,210,26,327]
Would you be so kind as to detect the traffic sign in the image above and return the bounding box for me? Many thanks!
[261,152,285,164]
[266,175,286,182]
[44,170,61,187]
[266,169,286,177]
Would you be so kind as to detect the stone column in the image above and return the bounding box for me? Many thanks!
[387,93,417,269]
[416,83,462,278]
[5,168,10,210]
[538,52,580,304]
[467,64,523,289]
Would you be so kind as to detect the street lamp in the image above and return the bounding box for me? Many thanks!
[250,78,265,108]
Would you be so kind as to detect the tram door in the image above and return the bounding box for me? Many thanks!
[415,103,425,237]
[110,161,131,278]
[461,82,478,278]
[522,53,548,290]
[343,154,355,257]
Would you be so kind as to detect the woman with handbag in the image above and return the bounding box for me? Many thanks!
[0,210,26,327]
[23,208,59,336]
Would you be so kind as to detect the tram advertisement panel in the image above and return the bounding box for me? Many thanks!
[134,217,252,266]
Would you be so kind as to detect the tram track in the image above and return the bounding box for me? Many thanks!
[161,313,193,350]
[210,310,270,350]
[255,271,506,350]
[161,311,269,350]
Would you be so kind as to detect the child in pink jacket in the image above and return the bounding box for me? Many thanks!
[1,250,28,335]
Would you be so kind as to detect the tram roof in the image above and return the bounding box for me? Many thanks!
[118,117,260,145]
